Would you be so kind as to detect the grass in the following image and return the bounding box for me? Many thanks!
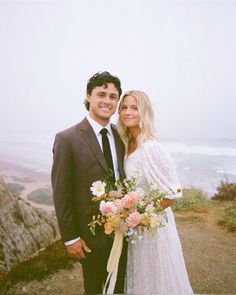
[212,181,236,201]
[217,203,236,232]
[27,187,53,205]
[171,188,211,212]
[0,240,74,292]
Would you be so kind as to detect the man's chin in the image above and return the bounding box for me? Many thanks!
[99,112,115,119]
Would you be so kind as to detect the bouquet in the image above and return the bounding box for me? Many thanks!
[89,175,168,243]
[88,170,169,294]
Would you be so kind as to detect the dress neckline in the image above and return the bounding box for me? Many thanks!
[126,148,139,159]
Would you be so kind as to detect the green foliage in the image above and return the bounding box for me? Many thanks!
[12,204,24,224]
[7,241,73,285]
[212,181,236,201]
[27,187,53,205]
[172,188,211,211]
[6,183,25,195]
[217,203,236,232]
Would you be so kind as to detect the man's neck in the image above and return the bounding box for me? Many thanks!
[88,113,110,127]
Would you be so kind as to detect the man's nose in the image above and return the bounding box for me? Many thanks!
[103,96,111,103]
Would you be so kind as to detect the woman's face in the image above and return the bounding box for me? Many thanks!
[119,95,141,129]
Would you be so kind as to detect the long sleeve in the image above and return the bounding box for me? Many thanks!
[141,140,182,199]
[51,133,79,242]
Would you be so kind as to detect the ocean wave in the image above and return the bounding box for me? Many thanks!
[165,142,236,157]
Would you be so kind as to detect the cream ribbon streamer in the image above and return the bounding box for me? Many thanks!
[103,231,123,294]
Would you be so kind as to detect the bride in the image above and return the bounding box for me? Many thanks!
[117,90,194,295]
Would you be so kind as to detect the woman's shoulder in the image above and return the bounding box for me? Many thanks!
[142,139,167,151]
[142,139,172,158]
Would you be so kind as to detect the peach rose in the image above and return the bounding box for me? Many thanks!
[126,212,142,228]
[99,201,118,215]
[121,191,139,208]
[104,222,114,234]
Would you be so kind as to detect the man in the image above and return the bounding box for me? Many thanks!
[51,71,127,294]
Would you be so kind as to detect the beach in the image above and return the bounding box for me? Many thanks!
[0,137,236,209]
[0,159,53,213]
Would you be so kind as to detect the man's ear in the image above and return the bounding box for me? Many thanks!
[86,94,91,102]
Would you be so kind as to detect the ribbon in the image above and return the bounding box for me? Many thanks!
[103,231,123,294]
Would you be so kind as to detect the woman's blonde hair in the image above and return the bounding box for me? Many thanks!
[117,90,158,152]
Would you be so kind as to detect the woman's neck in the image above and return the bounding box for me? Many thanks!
[128,126,140,141]
[128,126,140,155]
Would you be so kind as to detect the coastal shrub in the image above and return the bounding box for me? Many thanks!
[217,203,236,232]
[171,188,211,211]
[12,204,24,224]
[27,187,53,205]
[212,181,236,201]
[7,240,73,284]
[6,183,25,195]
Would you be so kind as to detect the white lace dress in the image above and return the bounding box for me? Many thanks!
[124,140,194,295]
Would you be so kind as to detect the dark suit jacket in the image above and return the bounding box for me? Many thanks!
[51,117,125,249]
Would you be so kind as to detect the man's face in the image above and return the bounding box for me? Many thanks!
[87,83,119,126]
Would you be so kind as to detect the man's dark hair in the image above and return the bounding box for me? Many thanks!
[84,71,122,110]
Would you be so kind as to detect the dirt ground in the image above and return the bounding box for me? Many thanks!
[4,203,236,295]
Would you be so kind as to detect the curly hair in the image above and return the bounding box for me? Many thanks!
[84,71,122,110]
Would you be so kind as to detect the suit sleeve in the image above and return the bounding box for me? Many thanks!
[51,133,80,242]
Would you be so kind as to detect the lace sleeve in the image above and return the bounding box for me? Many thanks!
[141,140,182,199]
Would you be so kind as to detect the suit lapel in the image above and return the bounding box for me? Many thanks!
[79,118,125,179]
[80,118,108,171]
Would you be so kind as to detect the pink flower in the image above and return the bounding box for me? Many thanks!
[113,199,123,209]
[126,212,142,228]
[121,191,139,208]
[99,201,118,215]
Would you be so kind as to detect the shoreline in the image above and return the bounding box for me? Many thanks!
[1,156,235,211]
[0,159,54,213]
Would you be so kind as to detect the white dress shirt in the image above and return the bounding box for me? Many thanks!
[65,115,119,246]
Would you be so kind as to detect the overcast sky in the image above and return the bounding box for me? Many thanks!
[0,0,235,140]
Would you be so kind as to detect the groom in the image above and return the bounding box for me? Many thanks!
[51,71,127,294]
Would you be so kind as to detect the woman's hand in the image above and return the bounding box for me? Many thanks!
[160,198,175,209]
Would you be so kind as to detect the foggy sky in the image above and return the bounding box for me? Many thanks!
[0,0,236,140]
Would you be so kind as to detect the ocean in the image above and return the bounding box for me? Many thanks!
[0,134,236,196]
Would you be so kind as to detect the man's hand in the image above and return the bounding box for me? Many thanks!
[66,239,91,260]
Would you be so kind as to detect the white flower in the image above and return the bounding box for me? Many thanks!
[146,203,155,213]
[135,187,145,198]
[90,181,106,196]
[130,239,137,244]
[148,180,158,191]
[126,228,135,236]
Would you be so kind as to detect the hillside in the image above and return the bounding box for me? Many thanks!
[0,177,59,273]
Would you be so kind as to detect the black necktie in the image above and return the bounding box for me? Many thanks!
[100,128,115,181]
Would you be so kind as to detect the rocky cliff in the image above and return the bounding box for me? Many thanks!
[0,177,59,271]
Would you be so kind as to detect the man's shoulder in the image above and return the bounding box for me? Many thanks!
[56,118,87,138]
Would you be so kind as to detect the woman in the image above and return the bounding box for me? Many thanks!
[117,90,194,295]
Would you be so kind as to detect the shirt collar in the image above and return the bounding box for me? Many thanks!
[86,114,112,136]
